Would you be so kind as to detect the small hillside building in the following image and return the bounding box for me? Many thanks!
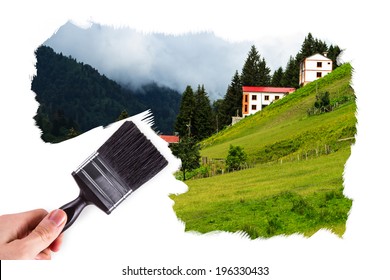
[299,53,332,86]
[242,86,295,117]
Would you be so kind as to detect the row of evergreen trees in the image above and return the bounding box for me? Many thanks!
[172,33,342,179]
[174,33,342,141]
[175,85,214,141]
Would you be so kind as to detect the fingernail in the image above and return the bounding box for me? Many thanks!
[48,209,66,227]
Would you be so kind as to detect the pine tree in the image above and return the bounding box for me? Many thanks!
[241,45,271,86]
[192,85,214,141]
[314,38,328,54]
[296,33,316,63]
[259,57,271,86]
[175,86,195,138]
[296,33,330,63]
[219,71,243,127]
[212,99,224,133]
[327,44,342,69]
[281,56,298,88]
[271,67,284,87]
[116,109,129,121]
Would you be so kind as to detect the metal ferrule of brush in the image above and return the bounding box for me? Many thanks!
[72,152,133,214]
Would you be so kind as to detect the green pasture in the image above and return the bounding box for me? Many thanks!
[172,148,352,238]
[171,63,356,238]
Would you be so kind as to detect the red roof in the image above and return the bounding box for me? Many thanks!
[160,135,180,144]
[242,86,295,93]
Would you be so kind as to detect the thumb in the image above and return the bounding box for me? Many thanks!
[23,209,67,257]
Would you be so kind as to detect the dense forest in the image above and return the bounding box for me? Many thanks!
[31,45,181,143]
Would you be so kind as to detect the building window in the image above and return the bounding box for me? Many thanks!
[244,95,248,102]
[275,96,280,100]
[252,95,257,100]
[264,95,269,101]
[317,62,322,68]
[244,105,248,113]
[316,72,322,78]
[252,105,257,110]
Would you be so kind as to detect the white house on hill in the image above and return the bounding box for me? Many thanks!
[299,53,332,86]
[242,86,295,117]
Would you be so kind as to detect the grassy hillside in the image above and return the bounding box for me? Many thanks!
[171,63,356,238]
[200,63,355,161]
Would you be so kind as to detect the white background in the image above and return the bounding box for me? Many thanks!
[1,1,389,279]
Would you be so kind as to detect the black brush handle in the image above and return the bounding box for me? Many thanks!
[60,194,88,232]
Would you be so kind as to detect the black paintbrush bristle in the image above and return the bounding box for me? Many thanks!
[61,119,168,231]
[70,120,168,215]
[97,121,168,193]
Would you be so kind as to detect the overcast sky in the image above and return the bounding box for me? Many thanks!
[44,21,304,100]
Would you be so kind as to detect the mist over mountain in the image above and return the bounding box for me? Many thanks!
[44,21,253,100]
[31,45,182,143]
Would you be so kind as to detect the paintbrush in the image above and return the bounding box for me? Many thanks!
[60,120,168,232]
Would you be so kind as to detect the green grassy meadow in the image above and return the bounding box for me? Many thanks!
[171,63,356,238]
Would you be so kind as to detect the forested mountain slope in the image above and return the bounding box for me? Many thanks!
[31,45,181,142]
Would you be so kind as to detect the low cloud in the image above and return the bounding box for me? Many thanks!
[44,22,250,99]
[44,21,302,100]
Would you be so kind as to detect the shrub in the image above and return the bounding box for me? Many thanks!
[314,91,330,109]
[226,145,247,171]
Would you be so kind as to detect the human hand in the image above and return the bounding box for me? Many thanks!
[0,209,67,260]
